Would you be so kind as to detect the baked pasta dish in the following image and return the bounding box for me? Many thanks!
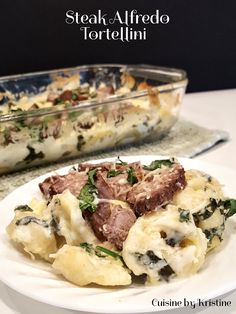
[7,157,236,286]
[0,65,187,174]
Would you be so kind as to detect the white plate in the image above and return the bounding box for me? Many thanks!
[0,156,236,313]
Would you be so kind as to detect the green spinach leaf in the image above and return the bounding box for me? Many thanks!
[179,209,190,223]
[107,169,123,178]
[143,159,173,171]
[78,169,98,213]
[224,199,236,219]
[14,205,33,212]
[127,167,138,185]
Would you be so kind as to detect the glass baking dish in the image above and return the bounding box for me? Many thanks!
[0,64,188,174]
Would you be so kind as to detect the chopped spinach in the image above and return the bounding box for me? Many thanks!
[14,205,33,212]
[72,93,78,101]
[158,264,175,282]
[78,169,98,213]
[179,209,190,223]
[54,98,65,105]
[203,224,225,243]
[77,135,86,151]
[24,146,45,163]
[195,209,213,221]
[135,250,162,266]
[146,250,161,263]
[143,159,174,171]
[78,184,97,213]
[127,168,138,185]
[209,198,219,210]
[210,198,236,219]
[80,242,94,254]
[223,199,236,219]
[193,199,223,223]
[135,250,175,281]
[87,168,97,186]
[194,198,236,222]
[165,238,178,247]
[15,216,49,228]
[107,169,123,178]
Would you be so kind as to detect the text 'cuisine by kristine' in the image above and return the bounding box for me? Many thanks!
[65,9,170,42]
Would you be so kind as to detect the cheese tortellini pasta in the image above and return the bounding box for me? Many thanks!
[122,205,208,284]
[172,170,226,251]
[6,207,57,262]
[48,190,98,246]
[51,244,131,286]
[172,169,224,212]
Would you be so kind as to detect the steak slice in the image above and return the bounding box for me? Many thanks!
[85,202,136,250]
[39,171,88,199]
[78,161,115,172]
[79,161,145,201]
[78,161,145,179]
[127,162,186,216]
[96,171,131,201]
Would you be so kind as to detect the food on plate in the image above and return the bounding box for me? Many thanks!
[51,244,131,286]
[47,191,98,246]
[39,171,88,200]
[122,205,207,284]
[6,157,236,287]
[126,161,186,215]
[6,200,57,261]
[172,169,236,251]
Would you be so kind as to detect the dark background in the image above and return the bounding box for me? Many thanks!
[0,0,236,92]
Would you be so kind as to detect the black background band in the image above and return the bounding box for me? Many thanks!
[0,0,235,92]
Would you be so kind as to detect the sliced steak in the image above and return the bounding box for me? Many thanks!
[79,161,145,179]
[84,203,110,242]
[78,161,115,172]
[102,204,136,250]
[127,162,186,215]
[96,171,131,201]
[94,161,145,201]
[39,171,88,199]
[79,160,145,202]
[86,202,136,250]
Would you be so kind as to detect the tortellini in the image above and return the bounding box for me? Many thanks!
[122,205,208,284]
[192,200,226,252]
[6,209,57,262]
[172,169,224,213]
[48,190,98,245]
[172,170,226,251]
[6,190,98,262]
[52,244,131,286]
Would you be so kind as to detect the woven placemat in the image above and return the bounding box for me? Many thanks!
[0,119,229,200]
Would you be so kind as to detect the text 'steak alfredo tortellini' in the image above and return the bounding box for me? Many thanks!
[6,157,236,287]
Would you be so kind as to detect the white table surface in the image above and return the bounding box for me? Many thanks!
[0,89,236,314]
